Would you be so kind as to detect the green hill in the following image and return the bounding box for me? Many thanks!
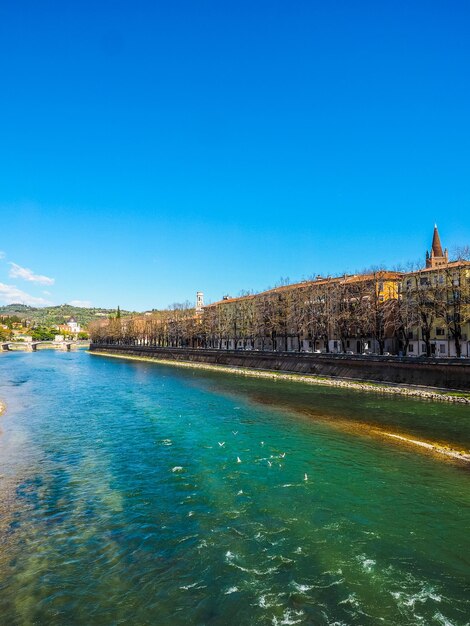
[0,304,136,328]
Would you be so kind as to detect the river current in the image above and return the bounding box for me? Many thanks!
[0,351,469,625]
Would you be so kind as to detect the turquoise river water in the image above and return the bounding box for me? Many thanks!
[0,350,469,625]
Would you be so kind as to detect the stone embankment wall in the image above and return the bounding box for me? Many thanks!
[89,344,470,391]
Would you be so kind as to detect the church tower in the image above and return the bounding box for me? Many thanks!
[196,291,204,314]
[426,225,448,268]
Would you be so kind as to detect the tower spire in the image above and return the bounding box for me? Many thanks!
[426,225,448,268]
[431,225,444,257]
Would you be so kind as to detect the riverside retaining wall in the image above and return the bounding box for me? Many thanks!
[89,344,470,391]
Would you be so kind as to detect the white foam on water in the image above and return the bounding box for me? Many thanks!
[257,593,284,609]
[177,533,199,544]
[224,552,278,576]
[171,466,183,472]
[322,568,343,576]
[179,582,198,590]
[339,593,360,608]
[362,559,376,572]
[391,587,442,609]
[433,611,457,626]
[356,554,376,572]
[225,586,239,594]
[268,554,293,565]
[272,608,305,625]
[161,439,172,446]
[290,581,313,593]
[311,577,345,590]
[236,563,278,576]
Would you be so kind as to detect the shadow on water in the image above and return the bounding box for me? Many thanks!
[135,360,470,455]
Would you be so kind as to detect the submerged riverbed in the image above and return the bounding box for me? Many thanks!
[0,351,469,625]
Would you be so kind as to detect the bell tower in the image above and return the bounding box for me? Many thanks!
[196,291,204,314]
[426,225,448,268]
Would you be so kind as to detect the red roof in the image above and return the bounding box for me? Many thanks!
[205,271,402,307]
[431,225,444,257]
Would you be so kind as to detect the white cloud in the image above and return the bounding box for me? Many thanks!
[69,300,92,308]
[9,262,55,286]
[0,282,52,306]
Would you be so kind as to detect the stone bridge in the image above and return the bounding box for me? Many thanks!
[1,341,90,352]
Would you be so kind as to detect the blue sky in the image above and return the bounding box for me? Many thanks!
[1,0,469,310]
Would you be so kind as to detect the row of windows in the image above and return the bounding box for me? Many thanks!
[408,343,447,354]
[404,275,466,288]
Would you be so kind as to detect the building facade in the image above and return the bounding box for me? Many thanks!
[402,227,470,357]
[90,226,470,358]
[202,271,401,354]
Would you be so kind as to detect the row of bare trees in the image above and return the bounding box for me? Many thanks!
[90,265,470,357]
[399,263,470,357]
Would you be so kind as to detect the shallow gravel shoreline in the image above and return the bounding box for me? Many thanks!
[90,351,470,404]
[380,432,470,463]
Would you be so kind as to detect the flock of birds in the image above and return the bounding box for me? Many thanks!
[216,436,308,482]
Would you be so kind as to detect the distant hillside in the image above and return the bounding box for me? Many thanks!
[0,304,136,328]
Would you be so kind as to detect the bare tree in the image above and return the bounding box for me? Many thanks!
[444,262,470,357]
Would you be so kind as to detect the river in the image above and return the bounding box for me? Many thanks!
[0,350,469,625]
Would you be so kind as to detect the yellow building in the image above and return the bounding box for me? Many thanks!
[202,270,402,354]
[401,226,470,357]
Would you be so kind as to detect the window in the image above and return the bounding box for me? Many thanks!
[436,328,445,336]
[346,340,350,348]
[439,344,446,354]
[379,295,384,302]
[408,344,414,352]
